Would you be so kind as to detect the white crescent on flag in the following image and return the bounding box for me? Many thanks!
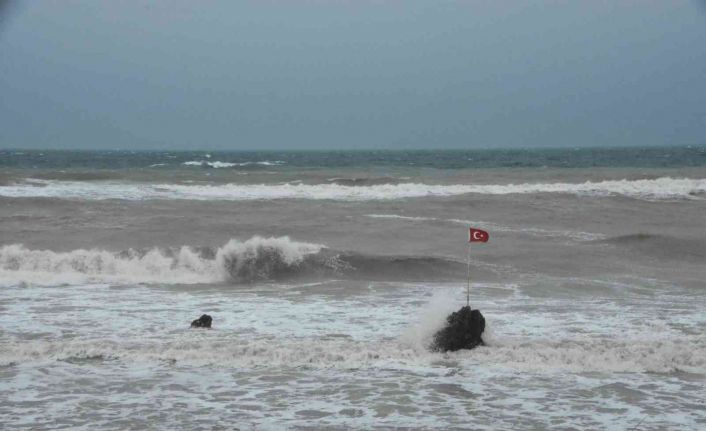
[469,228,489,243]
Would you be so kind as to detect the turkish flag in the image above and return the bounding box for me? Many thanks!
[469,228,489,243]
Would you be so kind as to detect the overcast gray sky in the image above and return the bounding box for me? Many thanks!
[1,1,704,150]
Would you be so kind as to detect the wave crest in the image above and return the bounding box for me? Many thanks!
[0,237,322,287]
[215,236,324,282]
[183,160,284,168]
[0,237,465,287]
[2,177,704,201]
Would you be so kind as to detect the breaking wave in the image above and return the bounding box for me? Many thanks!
[1,177,704,201]
[182,160,285,168]
[326,176,410,186]
[0,236,465,287]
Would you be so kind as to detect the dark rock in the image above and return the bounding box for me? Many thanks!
[431,306,485,352]
[190,314,212,328]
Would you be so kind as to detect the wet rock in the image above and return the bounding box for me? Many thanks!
[190,314,212,328]
[431,306,485,352]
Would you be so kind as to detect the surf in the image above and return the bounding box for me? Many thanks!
[1,176,705,201]
[0,236,468,287]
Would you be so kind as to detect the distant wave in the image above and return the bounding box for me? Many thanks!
[326,176,410,186]
[1,177,704,201]
[366,214,435,222]
[0,236,466,287]
[597,233,705,261]
[365,214,606,241]
[182,160,285,168]
[601,233,661,243]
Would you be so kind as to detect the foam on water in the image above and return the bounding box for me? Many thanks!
[1,177,704,201]
[2,282,704,375]
[3,336,703,374]
[2,280,705,429]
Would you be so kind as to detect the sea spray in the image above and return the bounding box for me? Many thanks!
[401,290,459,349]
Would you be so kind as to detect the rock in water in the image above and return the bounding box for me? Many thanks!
[190,314,212,329]
[431,306,485,352]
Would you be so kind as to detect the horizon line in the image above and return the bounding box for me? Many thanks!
[1,144,703,153]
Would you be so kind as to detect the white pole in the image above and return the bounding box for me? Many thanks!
[466,242,471,307]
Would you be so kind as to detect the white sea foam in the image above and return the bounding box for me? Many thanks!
[2,332,703,373]
[182,160,285,168]
[366,214,436,222]
[1,279,704,375]
[470,338,706,373]
[0,236,324,287]
[2,279,704,429]
[401,289,459,348]
[1,177,703,201]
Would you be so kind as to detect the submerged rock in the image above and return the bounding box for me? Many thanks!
[190,314,213,329]
[431,306,485,352]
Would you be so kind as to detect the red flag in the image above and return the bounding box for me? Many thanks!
[469,228,489,243]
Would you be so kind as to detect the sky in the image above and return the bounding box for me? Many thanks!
[0,1,704,151]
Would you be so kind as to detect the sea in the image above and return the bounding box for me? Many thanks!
[1,147,705,430]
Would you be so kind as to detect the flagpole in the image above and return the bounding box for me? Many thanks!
[466,242,471,307]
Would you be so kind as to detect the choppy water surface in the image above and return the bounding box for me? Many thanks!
[1,149,705,429]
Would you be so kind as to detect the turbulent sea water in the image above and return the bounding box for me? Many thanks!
[1,147,705,430]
